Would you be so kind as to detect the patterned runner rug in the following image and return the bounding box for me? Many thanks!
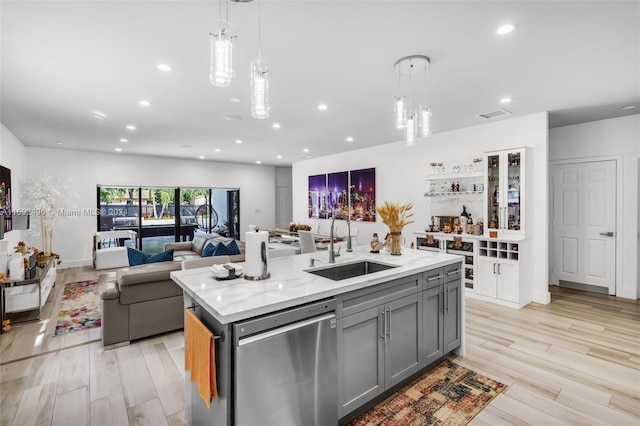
[348,359,506,426]
[53,280,101,336]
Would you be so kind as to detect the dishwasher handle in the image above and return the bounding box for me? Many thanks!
[237,313,336,346]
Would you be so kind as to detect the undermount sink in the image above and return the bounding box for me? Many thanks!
[306,260,398,281]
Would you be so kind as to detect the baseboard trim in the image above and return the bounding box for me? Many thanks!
[559,280,609,295]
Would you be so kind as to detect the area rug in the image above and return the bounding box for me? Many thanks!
[348,359,506,426]
[53,280,101,336]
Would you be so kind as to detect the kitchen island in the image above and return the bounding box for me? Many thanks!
[171,246,464,425]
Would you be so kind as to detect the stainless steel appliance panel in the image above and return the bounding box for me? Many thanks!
[235,311,337,426]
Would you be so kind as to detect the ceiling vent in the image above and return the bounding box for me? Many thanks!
[476,109,512,120]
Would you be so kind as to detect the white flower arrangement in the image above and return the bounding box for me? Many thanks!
[21,173,77,255]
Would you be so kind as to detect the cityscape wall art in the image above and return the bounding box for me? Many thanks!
[308,168,376,221]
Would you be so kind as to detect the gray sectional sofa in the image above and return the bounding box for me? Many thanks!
[97,233,245,347]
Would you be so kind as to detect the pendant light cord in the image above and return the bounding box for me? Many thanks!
[258,0,262,61]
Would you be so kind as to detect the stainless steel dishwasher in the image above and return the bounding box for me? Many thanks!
[233,298,337,426]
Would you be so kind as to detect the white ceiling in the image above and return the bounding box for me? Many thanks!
[1,1,639,166]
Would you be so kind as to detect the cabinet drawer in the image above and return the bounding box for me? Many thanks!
[5,284,39,313]
[341,275,419,318]
[423,267,444,290]
[444,263,462,283]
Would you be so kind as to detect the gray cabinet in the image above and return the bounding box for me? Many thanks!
[339,306,384,416]
[421,263,461,367]
[337,275,422,417]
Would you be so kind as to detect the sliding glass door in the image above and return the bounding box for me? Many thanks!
[97,186,240,254]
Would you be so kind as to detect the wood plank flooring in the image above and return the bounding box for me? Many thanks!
[1,266,639,425]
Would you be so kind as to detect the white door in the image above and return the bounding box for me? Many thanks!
[553,161,616,294]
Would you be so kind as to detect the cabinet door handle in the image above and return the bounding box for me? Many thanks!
[386,307,391,339]
[379,309,385,340]
[441,289,445,313]
[446,269,459,276]
[427,275,442,282]
[493,263,496,274]
[497,263,501,275]
[444,288,448,314]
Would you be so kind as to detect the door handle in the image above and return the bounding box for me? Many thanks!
[493,263,496,274]
[386,307,391,340]
[497,263,501,275]
[445,288,448,314]
[599,232,614,237]
[441,289,445,313]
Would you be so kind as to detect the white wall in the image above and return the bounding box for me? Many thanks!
[549,114,640,299]
[0,124,28,249]
[293,112,550,304]
[19,146,275,268]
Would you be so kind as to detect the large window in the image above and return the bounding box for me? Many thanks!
[98,186,240,254]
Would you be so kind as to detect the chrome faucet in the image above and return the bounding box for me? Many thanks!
[329,213,349,263]
[346,219,353,252]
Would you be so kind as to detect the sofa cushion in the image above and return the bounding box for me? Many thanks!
[127,247,175,266]
[201,241,217,257]
[190,236,210,255]
[117,261,182,286]
[213,240,241,256]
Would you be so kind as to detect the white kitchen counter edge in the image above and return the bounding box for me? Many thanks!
[170,246,461,324]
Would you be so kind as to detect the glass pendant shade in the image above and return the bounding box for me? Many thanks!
[251,59,269,119]
[419,105,432,138]
[405,112,417,146]
[395,97,406,128]
[210,29,234,87]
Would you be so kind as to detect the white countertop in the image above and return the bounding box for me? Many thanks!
[170,246,462,324]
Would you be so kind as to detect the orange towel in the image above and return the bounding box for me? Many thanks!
[184,309,218,407]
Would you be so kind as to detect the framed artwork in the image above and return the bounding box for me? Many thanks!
[349,168,376,222]
[0,166,11,235]
[327,171,348,219]
[308,174,327,219]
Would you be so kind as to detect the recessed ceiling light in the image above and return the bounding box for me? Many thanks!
[318,104,328,110]
[56,141,63,145]
[115,147,122,152]
[497,24,516,35]
[621,105,637,110]
[276,154,282,159]
[120,138,128,143]
[224,115,243,121]
[499,97,512,103]
[272,123,281,129]
[126,125,136,130]
[138,100,151,106]
[229,97,241,103]
[346,137,354,142]
[235,139,243,144]
[256,160,261,164]
[157,64,172,72]
[199,155,205,160]
[215,148,221,152]
[303,148,309,153]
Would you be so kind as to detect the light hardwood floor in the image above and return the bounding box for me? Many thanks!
[1,266,639,425]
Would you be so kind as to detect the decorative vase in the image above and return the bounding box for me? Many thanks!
[389,230,403,255]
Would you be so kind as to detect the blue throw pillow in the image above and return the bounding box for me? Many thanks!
[226,240,241,255]
[213,240,241,256]
[201,242,218,257]
[146,249,174,264]
[127,247,174,266]
[127,247,148,266]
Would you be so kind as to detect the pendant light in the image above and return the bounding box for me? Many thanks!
[251,0,269,119]
[394,55,431,145]
[210,0,235,87]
